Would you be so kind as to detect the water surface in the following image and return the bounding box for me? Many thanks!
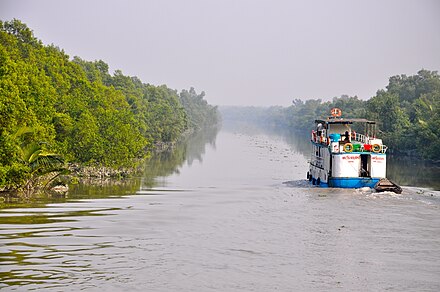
[1,127,439,291]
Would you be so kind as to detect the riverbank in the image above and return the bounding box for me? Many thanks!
[0,126,213,199]
[0,20,221,196]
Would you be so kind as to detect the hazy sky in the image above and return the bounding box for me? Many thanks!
[1,0,439,106]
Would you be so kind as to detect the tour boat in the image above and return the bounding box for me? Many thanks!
[307,108,400,192]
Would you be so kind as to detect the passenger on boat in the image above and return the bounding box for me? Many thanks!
[317,123,323,136]
[360,167,370,177]
[343,131,350,143]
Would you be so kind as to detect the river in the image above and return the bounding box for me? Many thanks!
[1,125,439,291]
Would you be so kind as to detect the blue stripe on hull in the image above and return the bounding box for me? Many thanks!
[318,182,329,188]
[309,176,329,188]
[328,177,380,188]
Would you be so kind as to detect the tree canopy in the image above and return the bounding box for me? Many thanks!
[221,70,440,161]
[0,19,219,190]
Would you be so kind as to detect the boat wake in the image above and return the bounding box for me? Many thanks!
[283,179,316,188]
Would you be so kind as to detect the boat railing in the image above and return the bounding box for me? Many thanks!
[312,130,387,153]
[311,131,330,145]
[352,132,367,144]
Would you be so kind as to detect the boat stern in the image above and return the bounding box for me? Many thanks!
[328,177,380,188]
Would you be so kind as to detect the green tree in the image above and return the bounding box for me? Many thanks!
[0,19,219,191]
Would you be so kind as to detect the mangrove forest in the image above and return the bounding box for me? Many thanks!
[0,19,219,193]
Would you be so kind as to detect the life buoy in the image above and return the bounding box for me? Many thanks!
[330,108,342,117]
[372,144,381,153]
[343,143,353,152]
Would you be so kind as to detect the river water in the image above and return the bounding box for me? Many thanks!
[1,125,439,291]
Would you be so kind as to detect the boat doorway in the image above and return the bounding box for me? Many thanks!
[360,154,370,177]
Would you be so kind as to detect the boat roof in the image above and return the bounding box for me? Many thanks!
[315,118,376,125]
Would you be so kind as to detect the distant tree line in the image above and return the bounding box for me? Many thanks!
[221,69,440,161]
[0,19,219,190]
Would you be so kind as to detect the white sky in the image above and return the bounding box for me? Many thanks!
[1,0,439,106]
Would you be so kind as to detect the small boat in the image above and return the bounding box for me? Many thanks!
[374,178,402,194]
[307,108,401,193]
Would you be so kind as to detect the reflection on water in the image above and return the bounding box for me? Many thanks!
[142,126,219,189]
[256,123,440,191]
[222,121,312,158]
[1,124,439,291]
[0,126,222,291]
[388,156,440,190]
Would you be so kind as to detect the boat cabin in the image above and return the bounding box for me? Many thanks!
[312,117,387,154]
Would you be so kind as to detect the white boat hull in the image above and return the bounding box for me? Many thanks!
[308,142,386,188]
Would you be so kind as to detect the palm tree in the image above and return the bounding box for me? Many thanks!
[13,127,69,195]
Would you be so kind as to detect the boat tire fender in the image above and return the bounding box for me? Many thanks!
[372,144,381,153]
[343,143,353,152]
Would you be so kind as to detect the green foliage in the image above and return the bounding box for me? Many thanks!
[366,91,411,147]
[0,19,219,189]
[0,126,67,192]
[144,85,187,142]
[413,93,440,159]
[221,95,365,133]
[365,70,440,159]
[179,87,219,130]
[221,70,440,161]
